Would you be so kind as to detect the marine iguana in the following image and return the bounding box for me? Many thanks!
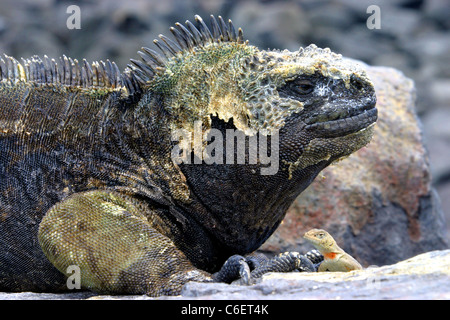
[0,15,376,296]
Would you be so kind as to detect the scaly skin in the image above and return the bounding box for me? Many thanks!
[0,15,375,295]
[304,229,363,272]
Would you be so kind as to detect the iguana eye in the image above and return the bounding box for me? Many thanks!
[278,78,315,100]
[294,80,314,95]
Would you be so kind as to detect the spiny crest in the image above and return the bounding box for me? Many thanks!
[0,15,245,97]
[0,54,123,89]
[126,15,245,85]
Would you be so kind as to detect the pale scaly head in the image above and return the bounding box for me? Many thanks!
[126,15,377,180]
[303,228,337,252]
[237,45,377,177]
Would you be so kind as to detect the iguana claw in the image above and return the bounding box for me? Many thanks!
[213,251,316,285]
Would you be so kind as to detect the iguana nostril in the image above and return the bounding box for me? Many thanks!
[350,74,365,91]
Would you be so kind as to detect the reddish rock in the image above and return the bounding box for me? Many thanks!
[262,64,448,266]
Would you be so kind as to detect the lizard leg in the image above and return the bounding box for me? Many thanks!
[38,190,211,296]
[212,255,250,284]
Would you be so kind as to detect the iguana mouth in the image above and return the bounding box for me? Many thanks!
[305,104,377,138]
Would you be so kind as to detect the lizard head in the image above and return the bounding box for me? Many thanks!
[236,44,377,177]
[125,15,377,253]
[127,15,377,178]
[303,228,337,252]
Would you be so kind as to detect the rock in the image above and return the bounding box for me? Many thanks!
[262,63,449,266]
[179,249,450,300]
[424,0,450,29]
[436,183,450,237]
[422,107,450,181]
[0,291,96,300]
[2,249,448,300]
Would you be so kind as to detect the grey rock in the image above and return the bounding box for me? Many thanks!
[423,108,450,181]
[436,183,450,238]
[180,249,450,300]
[424,0,450,29]
[1,250,448,300]
[0,291,96,300]
[230,1,311,51]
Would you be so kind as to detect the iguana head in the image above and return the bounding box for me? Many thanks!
[126,15,377,252]
[235,44,377,177]
[127,14,376,175]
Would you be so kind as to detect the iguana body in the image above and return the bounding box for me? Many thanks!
[0,15,375,295]
[304,229,363,272]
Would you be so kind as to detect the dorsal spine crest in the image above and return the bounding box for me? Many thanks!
[0,15,247,99]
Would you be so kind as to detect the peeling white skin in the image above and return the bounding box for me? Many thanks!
[163,43,373,138]
[161,41,376,179]
[314,84,331,97]
[236,44,374,135]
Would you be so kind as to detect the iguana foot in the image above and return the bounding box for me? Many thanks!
[212,255,250,284]
[213,251,315,285]
[305,249,324,271]
[251,252,315,279]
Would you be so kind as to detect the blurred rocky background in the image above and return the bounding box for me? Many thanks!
[0,0,448,256]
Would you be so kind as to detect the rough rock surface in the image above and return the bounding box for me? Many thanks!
[1,249,448,300]
[178,250,450,300]
[262,64,449,267]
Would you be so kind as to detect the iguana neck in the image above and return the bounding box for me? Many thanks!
[149,42,258,135]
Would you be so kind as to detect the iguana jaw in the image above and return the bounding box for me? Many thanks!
[282,122,376,179]
[304,101,377,139]
[306,108,377,138]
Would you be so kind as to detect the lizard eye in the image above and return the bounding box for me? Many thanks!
[293,80,314,95]
[278,78,315,100]
[317,232,325,239]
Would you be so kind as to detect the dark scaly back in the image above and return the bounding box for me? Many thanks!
[0,15,247,291]
[0,54,133,291]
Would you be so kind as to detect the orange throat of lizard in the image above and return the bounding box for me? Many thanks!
[323,252,337,260]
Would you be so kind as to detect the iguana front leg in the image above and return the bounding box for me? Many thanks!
[37,190,211,296]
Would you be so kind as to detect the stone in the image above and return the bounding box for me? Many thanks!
[179,250,450,300]
[3,249,447,299]
[422,107,450,181]
[261,63,449,266]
